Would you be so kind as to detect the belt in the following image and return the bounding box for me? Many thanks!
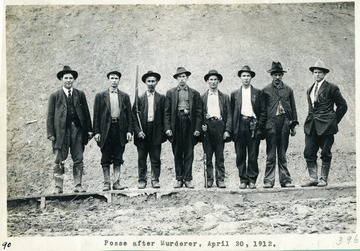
[241,115,253,120]
[207,116,222,121]
[178,109,190,115]
[111,117,119,123]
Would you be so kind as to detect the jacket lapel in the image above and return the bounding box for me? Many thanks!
[73,89,79,107]
[251,86,256,107]
[154,91,160,114]
[316,80,327,97]
[118,90,123,113]
[60,90,67,108]
[188,87,194,112]
[104,91,110,114]
[218,90,224,115]
[237,87,242,111]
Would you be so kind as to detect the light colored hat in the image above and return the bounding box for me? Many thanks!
[309,60,330,73]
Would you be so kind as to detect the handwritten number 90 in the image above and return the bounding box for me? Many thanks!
[1,242,11,250]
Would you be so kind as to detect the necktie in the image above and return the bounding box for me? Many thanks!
[68,89,71,97]
[314,82,319,103]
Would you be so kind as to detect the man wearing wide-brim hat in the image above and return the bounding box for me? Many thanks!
[164,67,202,189]
[93,70,133,191]
[230,65,264,190]
[201,70,232,188]
[47,66,93,194]
[302,60,347,187]
[132,71,166,189]
[260,61,298,188]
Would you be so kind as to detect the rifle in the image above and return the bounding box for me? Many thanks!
[135,65,143,132]
[203,133,208,188]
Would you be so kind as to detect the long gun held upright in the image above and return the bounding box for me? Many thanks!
[135,65,143,132]
[203,134,208,189]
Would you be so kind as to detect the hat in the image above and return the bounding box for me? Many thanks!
[267,61,287,74]
[107,71,122,79]
[204,70,223,82]
[142,71,161,83]
[309,60,330,73]
[173,67,191,79]
[238,65,256,78]
[57,66,78,80]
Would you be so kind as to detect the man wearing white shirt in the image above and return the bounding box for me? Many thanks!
[133,71,166,189]
[230,66,264,189]
[201,70,232,188]
[302,60,347,187]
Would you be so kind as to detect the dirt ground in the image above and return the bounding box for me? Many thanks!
[5,2,356,238]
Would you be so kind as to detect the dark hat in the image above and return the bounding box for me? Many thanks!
[142,71,161,83]
[173,67,191,79]
[107,71,122,79]
[238,65,256,78]
[309,60,330,73]
[57,66,78,80]
[204,70,223,82]
[267,61,287,74]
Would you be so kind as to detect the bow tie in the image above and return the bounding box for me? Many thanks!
[111,90,117,94]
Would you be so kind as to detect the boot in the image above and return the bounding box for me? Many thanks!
[102,166,111,191]
[112,165,125,190]
[73,165,86,193]
[301,161,319,187]
[53,163,64,194]
[318,161,331,187]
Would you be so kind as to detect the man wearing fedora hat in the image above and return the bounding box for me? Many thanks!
[201,70,232,188]
[230,65,264,189]
[261,61,298,188]
[132,71,166,189]
[302,60,347,187]
[164,67,202,188]
[93,70,133,191]
[47,65,93,193]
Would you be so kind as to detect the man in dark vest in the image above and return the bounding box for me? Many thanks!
[47,66,93,193]
[302,60,347,187]
[164,67,202,188]
[93,70,133,191]
[133,71,166,189]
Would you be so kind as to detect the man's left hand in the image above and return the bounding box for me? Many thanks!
[290,128,296,136]
[88,132,93,140]
[127,132,133,141]
[223,131,230,140]
[194,130,200,137]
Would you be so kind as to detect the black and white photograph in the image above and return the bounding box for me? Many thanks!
[1,0,358,250]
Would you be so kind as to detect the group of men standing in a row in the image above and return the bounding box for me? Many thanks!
[47,60,347,194]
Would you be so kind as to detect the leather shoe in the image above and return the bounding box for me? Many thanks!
[103,182,111,191]
[174,180,183,188]
[301,181,318,187]
[205,180,213,188]
[281,182,295,188]
[138,181,147,189]
[54,186,63,194]
[263,183,273,188]
[249,182,256,189]
[184,181,194,189]
[74,184,86,193]
[151,181,160,188]
[113,181,125,190]
[217,180,226,188]
[317,180,327,187]
[239,183,247,189]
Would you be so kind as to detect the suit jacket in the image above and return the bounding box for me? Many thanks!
[93,89,133,148]
[47,88,93,149]
[201,89,232,136]
[230,86,263,141]
[304,80,347,136]
[132,91,166,147]
[164,85,202,144]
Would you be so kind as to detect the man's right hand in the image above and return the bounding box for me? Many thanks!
[94,134,101,142]
[138,132,146,139]
[165,130,173,137]
[48,136,55,142]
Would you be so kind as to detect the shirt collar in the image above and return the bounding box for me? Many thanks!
[147,91,155,96]
[177,84,188,91]
[109,88,118,94]
[314,79,325,87]
[208,89,218,95]
[63,87,73,96]
[272,80,284,89]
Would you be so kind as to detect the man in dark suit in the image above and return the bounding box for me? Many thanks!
[231,66,263,189]
[47,66,93,194]
[93,70,133,191]
[201,70,232,188]
[302,60,347,187]
[133,71,166,189]
[164,67,202,188]
[261,61,298,188]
